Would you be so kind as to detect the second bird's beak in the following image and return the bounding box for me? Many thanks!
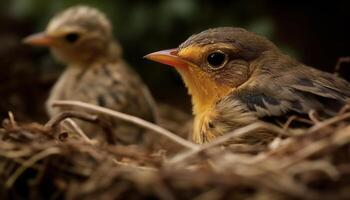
[144,49,190,68]
[23,32,53,47]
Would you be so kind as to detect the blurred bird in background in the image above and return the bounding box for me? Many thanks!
[146,27,350,145]
[23,5,157,146]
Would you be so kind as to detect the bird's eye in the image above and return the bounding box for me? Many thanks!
[64,33,80,43]
[206,51,227,69]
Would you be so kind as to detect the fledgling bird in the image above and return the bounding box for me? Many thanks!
[145,27,350,144]
[24,5,157,146]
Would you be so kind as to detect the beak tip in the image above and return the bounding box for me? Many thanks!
[22,37,31,45]
[143,48,189,68]
[143,54,150,59]
[143,53,156,61]
[22,32,51,47]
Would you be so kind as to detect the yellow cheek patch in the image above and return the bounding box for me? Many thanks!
[176,45,233,116]
[177,46,206,64]
[177,64,232,116]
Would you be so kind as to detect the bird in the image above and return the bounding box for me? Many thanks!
[23,5,157,146]
[145,27,350,145]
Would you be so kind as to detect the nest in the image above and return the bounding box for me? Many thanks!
[1,101,350,200]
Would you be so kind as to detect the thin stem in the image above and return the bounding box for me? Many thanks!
[63,118,93,144]
[168,122,285,165]
[52,100,199,150]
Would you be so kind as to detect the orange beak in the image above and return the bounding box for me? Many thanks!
[23,32,54,47]
[144,48,190,68]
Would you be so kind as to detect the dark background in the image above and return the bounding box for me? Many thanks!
[0,0,349,122]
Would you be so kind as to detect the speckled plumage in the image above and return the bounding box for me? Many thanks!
[26,6,157,146]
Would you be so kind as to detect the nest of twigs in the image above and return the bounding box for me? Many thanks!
[1,100,350,200]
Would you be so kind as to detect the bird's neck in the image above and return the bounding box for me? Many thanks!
[176,67,232,116]
[104,40,122,62]
[68,40,122,66]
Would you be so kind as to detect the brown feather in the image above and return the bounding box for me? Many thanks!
[34,6,157,146]
[172,27,350,144]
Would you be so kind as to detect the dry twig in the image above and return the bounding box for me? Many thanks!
[168,122,286,165]
[45,111,98,129]
[63,118,93,144]
[5,147,61,188]
[307,112,350,133]
[52,100,199,150]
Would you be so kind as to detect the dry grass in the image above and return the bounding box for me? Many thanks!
[1,101,350,200]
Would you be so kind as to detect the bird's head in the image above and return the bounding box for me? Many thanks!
[23,5,117,64]
[145,27,278,115]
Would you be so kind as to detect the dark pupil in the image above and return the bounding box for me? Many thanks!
[65,33,79,43]
[207,52,225,67]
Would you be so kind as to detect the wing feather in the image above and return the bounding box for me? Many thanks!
[236,70,349,118]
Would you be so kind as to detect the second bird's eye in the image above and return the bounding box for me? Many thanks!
[206,51,227,69]
[64,33,80,43]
